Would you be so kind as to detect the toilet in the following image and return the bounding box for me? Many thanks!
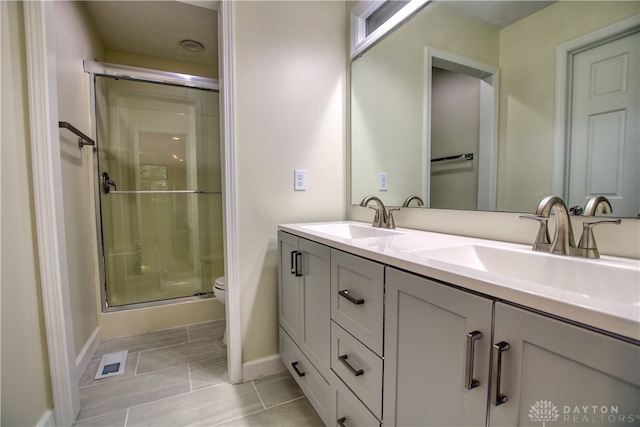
[213,276,227,345]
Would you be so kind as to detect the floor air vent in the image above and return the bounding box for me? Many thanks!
[94,350,128,380]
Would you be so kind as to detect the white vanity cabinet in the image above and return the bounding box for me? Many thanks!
[383,267,493,427]
[489,302,640,426]
[278,224,640,427]
[278,231,332,424]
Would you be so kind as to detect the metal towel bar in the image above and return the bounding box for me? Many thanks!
[59,121,95,148]
[431,153,474,163]
[108,190,221,195]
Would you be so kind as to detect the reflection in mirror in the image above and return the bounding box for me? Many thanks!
[351,1,639,217]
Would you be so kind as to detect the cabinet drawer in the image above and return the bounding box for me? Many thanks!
[331,321,383,419]
[331,250,384,355]
[280,328,330,426]
[331,372,380,427]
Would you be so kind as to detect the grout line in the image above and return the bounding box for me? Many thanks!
[187,363,193,392]
[124,408,129,427]
[134,351,141,376]
[252,381,267,409]
[211,396,308,427]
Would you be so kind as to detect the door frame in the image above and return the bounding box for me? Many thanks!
[24,2,242,425]
[424,48,499,210]
[552,13,640,197]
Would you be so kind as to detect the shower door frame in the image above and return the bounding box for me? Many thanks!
[87,61,219,312]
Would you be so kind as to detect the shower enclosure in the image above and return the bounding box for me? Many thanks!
[91,64,223,310]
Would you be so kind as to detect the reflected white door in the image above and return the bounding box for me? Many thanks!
[568,32,639,217]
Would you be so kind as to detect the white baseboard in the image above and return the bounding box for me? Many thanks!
[36,409,56,427]
[242,354,285,382]
[75,326,100,377]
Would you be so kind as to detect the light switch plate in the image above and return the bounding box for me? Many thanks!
[379,172,388,191]
[294,170,306,191]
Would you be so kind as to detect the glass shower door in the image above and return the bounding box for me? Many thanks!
[95,76,224,308]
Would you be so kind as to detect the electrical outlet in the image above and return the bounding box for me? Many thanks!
[379,172,388,191]
[294,170,306,191]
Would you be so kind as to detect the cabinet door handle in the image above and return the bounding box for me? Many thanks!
[465,330,482,390]
[491,341,510,405]
[290,251,302,277]
[337,417,347,427]
[339,354,364,376]
[291,361,306,377]
[338,289,364,305]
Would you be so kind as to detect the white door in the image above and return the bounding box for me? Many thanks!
[568,32,639,217]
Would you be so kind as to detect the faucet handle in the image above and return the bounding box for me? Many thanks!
[520,214,551,251]
[387,208,400,229]
[367,206,380,226]
[577,218,621,258]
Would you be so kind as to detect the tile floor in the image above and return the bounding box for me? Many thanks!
[74,320,323,426]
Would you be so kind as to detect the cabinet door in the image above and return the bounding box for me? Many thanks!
[384,268,493,427]
[299,238,331,381]
[279,231,301,342]
[490,302,640,427]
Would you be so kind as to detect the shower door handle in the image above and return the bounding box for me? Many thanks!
[102,172,117,194]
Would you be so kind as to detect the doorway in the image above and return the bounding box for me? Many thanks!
[93,72,224,310]
[424,48,499,210]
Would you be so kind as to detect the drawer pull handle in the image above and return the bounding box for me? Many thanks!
[338,417,347,427]
[338,289,364,305]
[491,341,510,405]
[465,330,482,390]
[291,361,306,377]
[339,354,364,376]
[290,251,302,277]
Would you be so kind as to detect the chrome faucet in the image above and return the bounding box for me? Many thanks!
[521,195,620,258]
[578,195,621,258]
[402,195,424,207]
[360,195,397,229]
[583,195,613,216]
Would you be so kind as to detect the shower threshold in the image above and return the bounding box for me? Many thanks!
[104,292,213,313]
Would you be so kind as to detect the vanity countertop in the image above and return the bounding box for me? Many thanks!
[279,221,640,342]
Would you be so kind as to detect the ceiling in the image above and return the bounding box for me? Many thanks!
[435,0,556,28]
[82,0,218,68]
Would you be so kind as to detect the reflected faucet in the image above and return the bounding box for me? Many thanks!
[583,195,613,216]
[402,195,424,208]
[360,195,397,229]
[521,195,621,258]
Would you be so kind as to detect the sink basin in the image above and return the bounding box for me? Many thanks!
[409,244,640,304]
[301,223,403,239]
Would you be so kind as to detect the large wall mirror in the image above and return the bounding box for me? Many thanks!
[351,1,639,218]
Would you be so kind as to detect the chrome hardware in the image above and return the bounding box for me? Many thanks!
[360,195,395,229]
[338,289,364,305]
[465,331,482,390]
[578,219,621,259]
[388,208,400,229]
[102,172,117,194]
[523,195,621,259]
[431,152,474,163]
[583,195,612,216]
[569,206,583,215]
[59,121,95,148]
[290,251,302,277]
[519,214,551,252]
[338,354,364,376]
[402,195,424,207]
[338,417,348,427]
[291,361,306,377]
[491,341,509,406]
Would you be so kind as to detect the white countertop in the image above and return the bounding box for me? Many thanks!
[279,221,640,343]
